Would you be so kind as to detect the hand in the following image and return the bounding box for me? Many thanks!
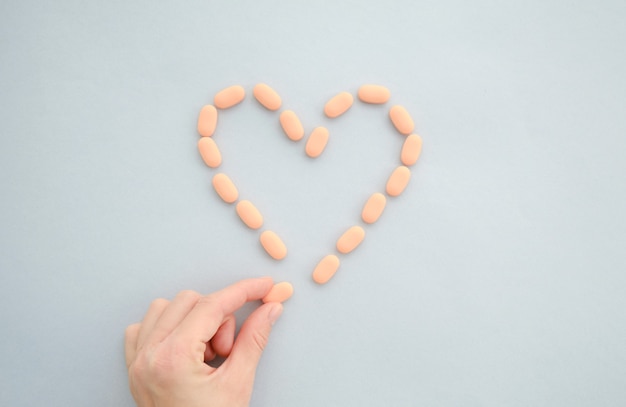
[124,277,283,407]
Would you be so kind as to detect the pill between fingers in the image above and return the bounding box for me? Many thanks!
[336,226,365,254]
[262,282,294,303]
[386,166,411,197]
[389,105,414,135]
[312,255,340,284]
[212,173,239,203]
[324,91,354,118]
[197,105,217,137]
[214,85,245,109]
[260,230,287,260]
[236,200,263,229]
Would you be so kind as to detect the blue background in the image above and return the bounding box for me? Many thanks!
[1,1,625,405]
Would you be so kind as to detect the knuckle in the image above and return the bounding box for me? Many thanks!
[130,340,192,387]
[149,298,169,310]
[176,290,201,303]
[251,330,269,352]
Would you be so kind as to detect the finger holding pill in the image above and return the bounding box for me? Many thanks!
[262,282,294,303]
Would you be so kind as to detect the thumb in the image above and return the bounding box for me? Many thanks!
[222,302,283,382]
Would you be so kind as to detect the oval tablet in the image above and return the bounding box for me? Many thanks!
[212,173,238,203]
[253,83,282,111]
[214,85,245,109]
[260,230,287,260]
[312,254,340,284]
[361,192,386,224]
[198,137,222,168]
[279,110,304,141]
[357,85,390,104]
[235,200,263,229]
[386,166,411,197]
[401,134,423,166]
[324,91,353,118]
[336,226,365,254]
[305,127,329,158]
[262,281,293,303]
[389,105,414,135]
[197,105,217,137]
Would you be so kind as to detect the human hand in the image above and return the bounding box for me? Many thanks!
[124,277,283,407]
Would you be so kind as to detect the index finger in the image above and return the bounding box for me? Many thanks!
[172,277,274,343]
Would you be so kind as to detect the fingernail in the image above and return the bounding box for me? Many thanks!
[268,303,283,325]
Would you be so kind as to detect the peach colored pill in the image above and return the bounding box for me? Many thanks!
[260,230,287,260]
[389,105,414,135]
[357,84,390,104]
[386,166,411,197]
[279,110,304,141]
[198,137,222,168]
[212,173,238,203]
[214,85,245,109]
[401,134,423,166]
[253,83,282,111]
[305,127,329,158]
[197,105,217,137]
[262,282,293,303]
[336,226,365,254]
[324,91,353,118]
[312,254,340,284]
[361,192,386,224]
[235,200,263,229]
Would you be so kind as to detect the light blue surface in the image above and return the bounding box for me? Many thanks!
[1,1,625,406]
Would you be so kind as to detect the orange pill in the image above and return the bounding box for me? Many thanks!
[312,254,340,284]
[361,192,386,224]
[336,226,365,254]
[324,91,353,118]
[401,134,423,166]
[386,166,411,197]
[389,105,414,135]
[357,85,390,104]
[214,85,245,109]
[197,105,217,137]
[279,110,304,141]
[262,282,293,303]
[198,137,222,168]
[235,200,263,229]
[253,83,282,111]
[260,230,287,260]
[305,127,329,158]
[212,173,238,203]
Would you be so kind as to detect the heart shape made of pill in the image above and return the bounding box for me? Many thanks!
[196,83,423,298]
